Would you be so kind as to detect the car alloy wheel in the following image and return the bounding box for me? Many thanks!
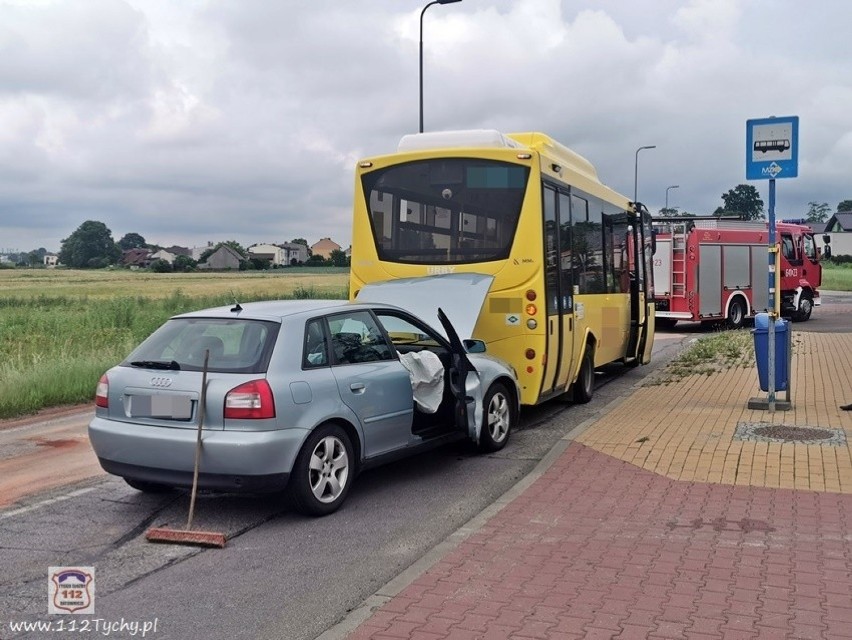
[291,424,353,516]
[479,383,512,452]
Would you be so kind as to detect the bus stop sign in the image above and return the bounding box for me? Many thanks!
[746,116,799,180]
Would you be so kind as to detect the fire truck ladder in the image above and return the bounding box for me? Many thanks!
[670,223,687,297]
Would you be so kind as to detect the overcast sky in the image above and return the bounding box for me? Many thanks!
[1,0,850,254]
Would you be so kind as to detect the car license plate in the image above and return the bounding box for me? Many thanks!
[129,394,192,420]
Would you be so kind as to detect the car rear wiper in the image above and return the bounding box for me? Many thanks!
[129,360,181,370]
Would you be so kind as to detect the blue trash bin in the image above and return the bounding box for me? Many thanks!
[752,313,789,391]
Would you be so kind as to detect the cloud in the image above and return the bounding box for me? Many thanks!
[0,0,850,253]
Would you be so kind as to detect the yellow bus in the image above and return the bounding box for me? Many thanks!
[349,130,655,406]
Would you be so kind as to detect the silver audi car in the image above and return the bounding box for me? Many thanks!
[88,275,519,516]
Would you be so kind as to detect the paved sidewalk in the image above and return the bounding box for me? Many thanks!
[335,331,852,639]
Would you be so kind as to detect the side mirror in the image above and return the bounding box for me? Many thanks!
[463,339,486,354]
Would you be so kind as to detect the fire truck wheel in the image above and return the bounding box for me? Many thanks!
[573,345,595,404]
[726,298,746,330]
[792,294,813,322]
[657,318,678,330]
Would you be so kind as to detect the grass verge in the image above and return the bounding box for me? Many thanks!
[648,329,754,385]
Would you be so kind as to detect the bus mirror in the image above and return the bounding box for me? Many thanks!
[651,229,658,255]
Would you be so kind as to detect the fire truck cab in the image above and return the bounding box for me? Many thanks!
[652,218,821,329]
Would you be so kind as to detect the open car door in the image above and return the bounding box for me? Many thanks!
[438,308,482,443]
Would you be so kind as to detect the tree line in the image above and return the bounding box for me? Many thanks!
[5,220,349,270]
[657,185,852,223]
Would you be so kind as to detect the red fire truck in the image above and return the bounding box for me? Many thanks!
[652,218,822,329]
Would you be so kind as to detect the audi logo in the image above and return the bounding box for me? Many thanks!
[150,377,173,388]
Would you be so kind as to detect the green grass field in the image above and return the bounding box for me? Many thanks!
[0,268,349,420]
[821,262,852,291]
[1,262,848,421]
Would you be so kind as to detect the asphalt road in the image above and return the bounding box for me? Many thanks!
[1,296,846,639]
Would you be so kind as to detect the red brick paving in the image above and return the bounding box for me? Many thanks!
[348,443,852,639]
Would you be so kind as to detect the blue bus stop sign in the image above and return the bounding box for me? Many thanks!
[746,116,799,180]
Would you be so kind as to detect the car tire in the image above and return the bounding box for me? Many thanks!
[478,382,513,453]
[573,345,595,404]
[726,298,746,330]
[290,424,354,517]
[124,478,173,493]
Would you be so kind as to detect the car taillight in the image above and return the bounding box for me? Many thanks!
[224,379,275,420]
[95,375,109,408]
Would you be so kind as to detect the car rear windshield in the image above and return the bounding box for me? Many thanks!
[122,318,279,374]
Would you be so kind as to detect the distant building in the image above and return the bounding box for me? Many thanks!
[821,212,852,257]
[122,248,153,269]
[280,241,309,265]
[248,243,285,266]
[152,246,192,264]
[150,249,177,264]
[198,245,244,270]
[310,237,342,260]
[44,254,58,267]
[192,242,216,261]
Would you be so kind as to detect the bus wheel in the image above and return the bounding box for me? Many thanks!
[792,294,813,322]
[726,298,746,330]
[573,346,595,404]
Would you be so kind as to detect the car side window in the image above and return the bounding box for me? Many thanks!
[303,319,328,368]
[373,312,442,350]
[327,311,393,365]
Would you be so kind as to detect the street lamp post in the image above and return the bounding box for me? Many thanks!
[633,145,656,204]
[665,185,679,214]
[420,0,462,134]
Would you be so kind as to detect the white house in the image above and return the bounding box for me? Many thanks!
[150,249,176,264]
[248,243,286,265]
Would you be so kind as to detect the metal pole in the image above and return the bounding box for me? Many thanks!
[634,145,656,203]
[768,178,776,411]
[665,185,679,213]
[419,0,461,134]
[419,2,436,134]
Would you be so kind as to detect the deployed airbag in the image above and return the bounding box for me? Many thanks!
[398,351,445,414]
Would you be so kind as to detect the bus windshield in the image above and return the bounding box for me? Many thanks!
[361,158,529,264]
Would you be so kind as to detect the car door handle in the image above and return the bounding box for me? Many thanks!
[350,382,365,393]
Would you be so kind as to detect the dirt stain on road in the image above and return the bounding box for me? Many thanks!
[0,409,103,508]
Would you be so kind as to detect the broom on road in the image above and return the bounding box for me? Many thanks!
[146,349,227,548]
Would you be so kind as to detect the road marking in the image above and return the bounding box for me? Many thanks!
[0,486,97,520]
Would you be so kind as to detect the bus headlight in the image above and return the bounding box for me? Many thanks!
[526,319,537,329]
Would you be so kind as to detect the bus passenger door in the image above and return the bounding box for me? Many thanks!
[540,187,574,397]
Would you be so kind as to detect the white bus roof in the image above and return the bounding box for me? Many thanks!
[396,129,600,184]
[397,129,523,152]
